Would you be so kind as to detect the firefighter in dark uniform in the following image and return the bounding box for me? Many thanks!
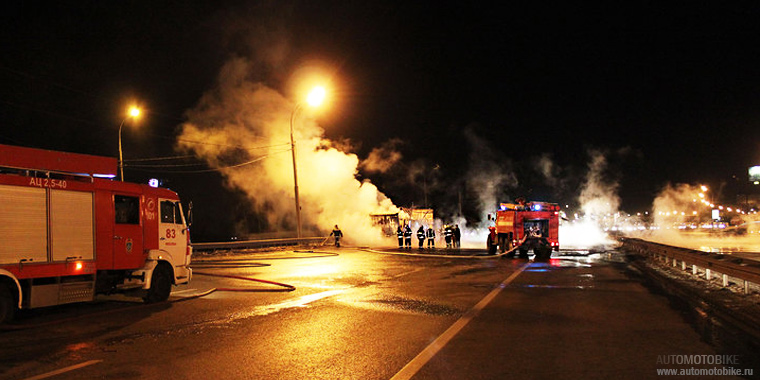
[396,225,404,248]
[444,225,453,248]
[403,224,412,249]
[417,226,426,249]
[329,225,343,247]
[453,224,461,248]
[426,225,436,249]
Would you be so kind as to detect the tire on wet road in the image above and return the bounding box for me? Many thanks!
[144,263,173,303]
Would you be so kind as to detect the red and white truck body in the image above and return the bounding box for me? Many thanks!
[0,144,192,321]
[487,201,560,258]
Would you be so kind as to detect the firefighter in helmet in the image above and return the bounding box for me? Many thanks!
[426,225,436,249]
[487,226,497,255]
[329,225,343,247]
[403,223,413,249]
[444,225,453,248]
[396,225,404,248]
[417,225,426,249]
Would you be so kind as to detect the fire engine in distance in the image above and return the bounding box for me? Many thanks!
[0,144,192,323]
[487,200,560,260]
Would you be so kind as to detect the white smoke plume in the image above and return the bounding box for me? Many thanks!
[177,58,397,245]
[559,150,619,249]
[463,126,518,222]
[359,138,403,174]
[651,183,699,230]
[640,183,760,252]
[535,153,559,187]
[579,150,620,217]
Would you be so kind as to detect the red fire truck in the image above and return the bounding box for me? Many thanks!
[0,144,192,323]
[487,200,560,259]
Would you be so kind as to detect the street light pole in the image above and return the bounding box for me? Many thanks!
[290,103,303,240]
[118,107,140,182]
[118,118,127,182]
[288,85,327,241]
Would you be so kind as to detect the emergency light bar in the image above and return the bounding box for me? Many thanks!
[93,173,118,179]
[498,201,560,212]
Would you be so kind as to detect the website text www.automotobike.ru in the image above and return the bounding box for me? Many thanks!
[656,355,753,376]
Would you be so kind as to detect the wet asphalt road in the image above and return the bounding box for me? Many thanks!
[0,246,744,379]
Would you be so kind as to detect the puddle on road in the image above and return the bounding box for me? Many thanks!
[239,289,347,317]
[361,295,460,316]
[63,341,96,359]
[524,262,591,272]
[449,266,493,276]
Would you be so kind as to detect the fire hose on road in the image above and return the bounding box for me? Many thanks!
[188,270,295,295]
[149,249,341,300]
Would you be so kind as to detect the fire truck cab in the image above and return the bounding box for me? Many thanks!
[0,144,192,323]
[487,200,560,260]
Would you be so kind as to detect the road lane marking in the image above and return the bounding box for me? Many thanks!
[390,263,530,380]
[22,360,102,380]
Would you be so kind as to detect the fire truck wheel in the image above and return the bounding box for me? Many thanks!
[144,264,173,303]
[0,284,16,324]
[535,244,552,261]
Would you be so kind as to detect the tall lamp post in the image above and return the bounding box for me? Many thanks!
[118,106,141,181]
[289,86,327,240]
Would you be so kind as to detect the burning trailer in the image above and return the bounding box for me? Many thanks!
[371,207,434,237]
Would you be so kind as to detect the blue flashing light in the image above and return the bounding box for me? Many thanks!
[148,178,159,188]
[533,204,542,211]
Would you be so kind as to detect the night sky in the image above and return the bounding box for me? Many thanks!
[2,2,760,240]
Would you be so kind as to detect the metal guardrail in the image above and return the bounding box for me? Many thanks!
[192,237,329,252]
[621,238,760,294]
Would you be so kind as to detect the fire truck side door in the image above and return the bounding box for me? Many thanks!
[112,194,144,269]
[158,199,186,262]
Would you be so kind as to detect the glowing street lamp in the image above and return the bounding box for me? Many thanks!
[289,86,328,240]
[306,86,326,107]
[118,106,141,181]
